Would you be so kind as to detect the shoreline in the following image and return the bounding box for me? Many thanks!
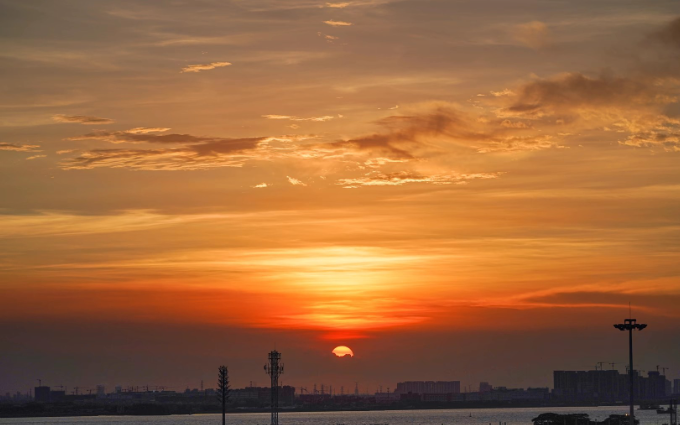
[1,401,672,419]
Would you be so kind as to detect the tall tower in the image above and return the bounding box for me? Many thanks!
[264,350,284,425]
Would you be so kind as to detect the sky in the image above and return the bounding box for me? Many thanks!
[0,0,679,395]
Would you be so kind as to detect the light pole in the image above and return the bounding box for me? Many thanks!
[614,318,647,425]
[264,350,284,425]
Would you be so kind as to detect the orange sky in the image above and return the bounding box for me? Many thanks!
[0,0,678,393]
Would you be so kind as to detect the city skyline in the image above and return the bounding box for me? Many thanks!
[0,0,679,398]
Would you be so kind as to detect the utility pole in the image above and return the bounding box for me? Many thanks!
[614,316,647,425]
[264,350,284,425]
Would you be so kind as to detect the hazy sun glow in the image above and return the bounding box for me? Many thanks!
[332,346,354,357]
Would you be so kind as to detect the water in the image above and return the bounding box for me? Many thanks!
[0,406,670,425]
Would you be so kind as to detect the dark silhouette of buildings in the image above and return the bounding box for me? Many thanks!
[395,381,460,395]
[554,369,671,402]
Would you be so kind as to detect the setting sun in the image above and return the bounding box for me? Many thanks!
[332,346,354,358]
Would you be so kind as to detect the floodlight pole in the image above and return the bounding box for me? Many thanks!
[614,318,647,425]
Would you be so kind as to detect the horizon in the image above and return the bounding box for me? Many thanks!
[0,0,679,398]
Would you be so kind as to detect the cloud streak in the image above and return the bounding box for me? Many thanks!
[180,62,231,73]
[0,143,41,152]
[337,171,501,188]
[263,114,336,122]
[323,20,352,27]
[52,114,114,125]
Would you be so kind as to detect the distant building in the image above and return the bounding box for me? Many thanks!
[49,390,65,401]
[34,386,50,403]
[554,369,672,402]
[231,386,295,406]
[480,382,493,393]
[375,392,400,403]
[674,379,680,396]
[96,385,106,398]
[395,381,460,395]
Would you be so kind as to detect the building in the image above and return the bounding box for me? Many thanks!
[554,369,672,402]
[395,381,460,395]
[375,392,400,404]
[480,382,493,393]
[230,386,295,406]
[96,385,106,399]
[34,386,51,403]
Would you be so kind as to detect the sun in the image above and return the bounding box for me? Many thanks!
[332,346,354,357]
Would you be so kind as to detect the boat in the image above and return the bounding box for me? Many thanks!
[639,404,660,410]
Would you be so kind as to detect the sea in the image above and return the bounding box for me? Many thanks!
[0,406,671,425]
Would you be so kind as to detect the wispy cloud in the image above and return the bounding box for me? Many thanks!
[326,2,351,7]
[512,21,551,50]
[0,143,41,152]
[262,114,336,122]
[337,171,500,188]
[180,62,231,73]
[60,135,313,171]
[25,154,47,160]
[286,176,307,186]
[323,20,352,27]
[52,114,114,125]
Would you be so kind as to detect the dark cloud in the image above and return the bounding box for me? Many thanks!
[323,106,559,158]
[646,17,680,49]
[502,71,679,150]
[61,137,268,170]
[507,72,651,115]
[68,129,240,145]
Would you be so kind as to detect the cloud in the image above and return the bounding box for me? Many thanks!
[67,128,251,145]
[507,73,650,115]
[180,62,231,73]
[52,114,115,125]
[126,127,172,134]
[323,20,352,27]
[512,21,551,50]
[253,183,268,188]
[25,155,47,160]
[60,135,313,170]
[498,69,679,150]
[490,88,515,97]
[646,17,680,49]
[286,176,307,186]
[317,32,340,42]
[0,143,41,152]
[326,2,350,7]
[320,105,562,157]
[262,114,336,122]
[337,171,501,188]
